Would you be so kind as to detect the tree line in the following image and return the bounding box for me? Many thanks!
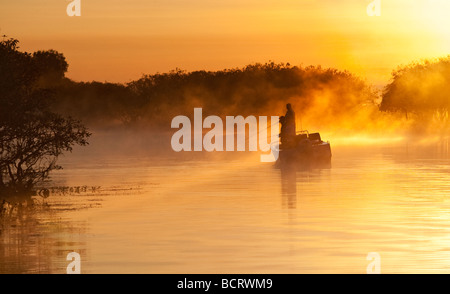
[2,37,450,197]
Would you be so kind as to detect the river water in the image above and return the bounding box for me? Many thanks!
[2,138,450,273]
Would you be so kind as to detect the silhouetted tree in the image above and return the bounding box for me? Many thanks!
[380,56,450,121]
[0,38,90,198]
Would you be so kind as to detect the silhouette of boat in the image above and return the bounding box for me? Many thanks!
[275,131,332,168]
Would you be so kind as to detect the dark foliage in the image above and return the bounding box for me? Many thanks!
[0,39,90,197]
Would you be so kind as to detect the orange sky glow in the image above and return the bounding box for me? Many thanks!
[1,0,450,86]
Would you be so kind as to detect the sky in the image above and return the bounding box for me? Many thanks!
[1,0,450,86]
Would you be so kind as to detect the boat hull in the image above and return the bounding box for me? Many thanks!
[275,141,332,168]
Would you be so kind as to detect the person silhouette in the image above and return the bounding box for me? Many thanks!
[284,103,296,137]
[280,103,296,147]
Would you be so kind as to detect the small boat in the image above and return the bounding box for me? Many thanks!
[275,131,332,168]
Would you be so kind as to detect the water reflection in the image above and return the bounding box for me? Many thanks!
[0,187,101,273]
[0,204,88,273]
[3,144,450,273]
[280,166,297,209]
[279,160,332,209]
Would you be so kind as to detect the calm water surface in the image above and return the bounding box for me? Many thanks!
[2,143,450,273]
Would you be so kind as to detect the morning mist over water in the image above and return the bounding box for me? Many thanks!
[3,0,450,276]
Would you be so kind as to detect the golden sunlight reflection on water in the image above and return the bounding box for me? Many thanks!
[2,144,450,273]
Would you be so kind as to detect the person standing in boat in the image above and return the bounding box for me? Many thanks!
[280,103,296,146]
[284,103,296,137]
